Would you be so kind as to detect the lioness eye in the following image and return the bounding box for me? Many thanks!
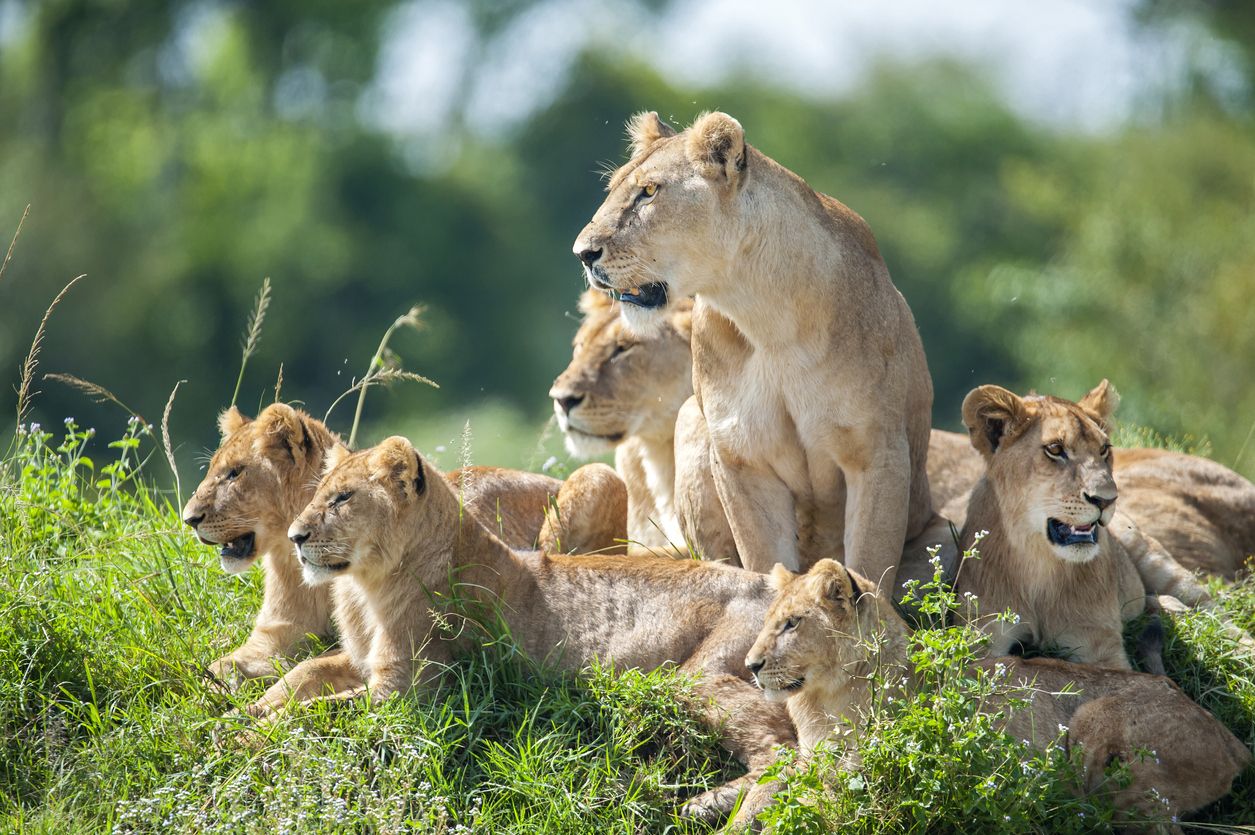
[225,466,243,481]
[782,616,801,633]
[1043,443,1066,461]
[1100,443,1112,459]
[642,183,657,198]
[611,343,632,359]
[330,490,353,507]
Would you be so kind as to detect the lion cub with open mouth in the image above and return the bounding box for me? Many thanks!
[747,560,1249,830]
[246,436,796,826]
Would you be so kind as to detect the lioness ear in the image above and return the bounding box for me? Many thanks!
[962,384,1028,459]
[768,563,795,591]
[258,403,311,465]
[578,288,613,317]
[686,111,746,182]
[626,110,677,159]
[323,443,351,477]
[218,406,250,439]
[1078,379,1120,429]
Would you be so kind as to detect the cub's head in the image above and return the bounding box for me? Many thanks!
[288,436,432,586]
[962,380,1120,564]
[549,289,694,457]
[746,560,886,703]
[572,111,748,331]
[182,403,334,574]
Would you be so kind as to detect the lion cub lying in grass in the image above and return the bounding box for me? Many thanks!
[954,381,1213,670]
[183,403,626,687]
[747,560,1250,831]
[244,436,795,825]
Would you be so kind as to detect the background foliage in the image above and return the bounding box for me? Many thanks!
[1,0,1252,478]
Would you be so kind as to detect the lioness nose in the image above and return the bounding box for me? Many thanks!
[555,394,584,415]
[183,512,204,528]
[289,530,310,546]
[746,658,765,675]
[1084,493,1115,511]
[576,247,602,266]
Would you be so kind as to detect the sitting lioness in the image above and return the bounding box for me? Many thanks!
[549,289,694,553]
[250,436,795,825]
[954,381,1209,668]
[182,404,627,687]
[747,560,1250,831]
[572,111,936,590]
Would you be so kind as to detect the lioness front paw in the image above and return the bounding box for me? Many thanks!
[680,784,742,824]
[206,654,282,692]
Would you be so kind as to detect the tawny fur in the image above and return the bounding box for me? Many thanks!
[255,437,797,827]
[573,111,936,590]
[748,560,1250,833]
[954,382,1196,669]
[549,289,692,554]
[184,407,625,689]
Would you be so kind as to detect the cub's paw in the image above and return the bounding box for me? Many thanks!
[680,784,741,824]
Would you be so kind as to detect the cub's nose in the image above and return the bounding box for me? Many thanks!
[554,394,584,416]
[1084,493,1115,511]
[576,246,603,267]
[289,529,310,546]
[746,658,765,676]
[183,512,204,528]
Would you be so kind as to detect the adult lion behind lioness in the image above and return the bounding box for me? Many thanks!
[249,437,796,826]
[572,110,936,589]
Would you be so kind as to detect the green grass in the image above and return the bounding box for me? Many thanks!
[4,420,1255,833]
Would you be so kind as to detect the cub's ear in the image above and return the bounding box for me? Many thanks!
[218,406,250,439]
[368,436,426,498]
[1078,379,1120,429]
[768,562,795,591]
[962,384,1028,459]
[258,403,310,465]
[626,110,676,159]
[578,287,614,317]
[686,111,746,182]
[810,559,855,606]
[323,443,351,477]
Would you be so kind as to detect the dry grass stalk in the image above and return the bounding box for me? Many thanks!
[324,368,438,428]
[0,204,30,286]
[17,274,86,425]
[161,380,186,503]
[230,277,271,408]
[347,304,433,448]
[273,363,284,404]
[44,372,147,426]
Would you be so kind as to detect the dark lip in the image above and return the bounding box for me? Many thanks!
[219,532,256,560]
[608,282,669,309]
[1046,518,1099,547]
[299,553,350,572]
[569,427,625,443]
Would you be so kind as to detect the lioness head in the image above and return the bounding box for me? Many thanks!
[745,560,880,703]
[288,436,430,586]
[962,380,1120,564]
[182,403,335,574]
[549,289,694,457]
[572,111,748,330]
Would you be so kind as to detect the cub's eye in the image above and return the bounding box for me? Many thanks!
[1043,443,1067,461]
[225,466,243,481]
[642,183,657,198]
[1099,443,1112,460]
[611,342,633,359]
[782,616,801,633]
[330,490,353,508]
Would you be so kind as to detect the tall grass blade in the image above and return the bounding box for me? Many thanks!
[347,304,431,448]
[17,274,86,426]
[162,379,186,504]
[0,204,30,286]
[325,369,437,430]
[230,276,271,408]
[44,372,147,426]
[273,362,284,404]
